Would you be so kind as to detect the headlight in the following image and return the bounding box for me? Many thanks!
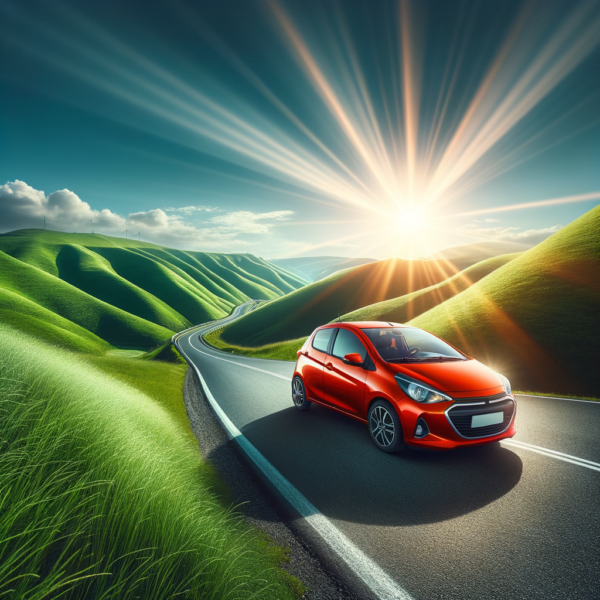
[395,375,452,403]
[497,373,511,395]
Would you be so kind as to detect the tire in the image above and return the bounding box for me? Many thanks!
[292,376,311,411]
[368,400,405,453]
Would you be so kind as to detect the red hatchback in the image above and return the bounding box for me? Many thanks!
[292,322,516,452]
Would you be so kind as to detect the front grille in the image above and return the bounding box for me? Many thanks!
[452,392,506,403]
[446,398,514,439]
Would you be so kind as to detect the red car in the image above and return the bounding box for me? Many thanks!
[292,322,516,452]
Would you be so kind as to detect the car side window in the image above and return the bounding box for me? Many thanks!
[312,328,333,353]
[332,329,367,362]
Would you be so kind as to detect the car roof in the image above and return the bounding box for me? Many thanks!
[317,321,408,330]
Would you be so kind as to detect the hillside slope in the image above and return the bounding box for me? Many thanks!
[341,253,520,324]
[427,240,533,271]
[411,206,600,396]
[270,256,376,282]
[0,286,110,353]
[221,257,464,346]
[0,229,306,349]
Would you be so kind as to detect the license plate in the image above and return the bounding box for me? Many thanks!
[471,412,504,428]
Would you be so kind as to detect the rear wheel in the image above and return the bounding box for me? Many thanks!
[368,400,405,453]
[292,376,311,411]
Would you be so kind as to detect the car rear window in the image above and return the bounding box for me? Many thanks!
[312,328,333,353]
[332,328,367,361]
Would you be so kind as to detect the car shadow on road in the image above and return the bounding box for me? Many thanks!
[212,404,524,527]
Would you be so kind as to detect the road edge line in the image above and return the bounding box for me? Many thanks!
[515,393,599,405]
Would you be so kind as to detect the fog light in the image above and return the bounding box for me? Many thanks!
[414,418,430,438]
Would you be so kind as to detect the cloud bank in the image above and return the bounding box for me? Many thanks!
[460,222,563,245]
[0,180,292,250]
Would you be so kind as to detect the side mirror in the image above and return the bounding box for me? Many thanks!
[343,352,363,365]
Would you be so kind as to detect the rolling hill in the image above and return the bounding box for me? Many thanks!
[411,206,600,396]
[0,229,306,350]
[220,257,467,347]
[427,240,533,271]
[269,255,377,282]
[340,253,521,324]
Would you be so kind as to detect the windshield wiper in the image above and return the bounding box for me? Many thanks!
[386,356,465,363]
[385,357,427,363]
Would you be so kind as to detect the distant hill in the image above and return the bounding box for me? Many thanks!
[341,252,521,324]
[427,241,533,271]
[0,229,306,350]
[220,257,466,347]
[412,206,600,396]
[269,256,377,282]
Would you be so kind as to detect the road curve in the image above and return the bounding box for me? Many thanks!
[174,303,600,600]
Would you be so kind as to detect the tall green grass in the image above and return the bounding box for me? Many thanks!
[0,324,301,599]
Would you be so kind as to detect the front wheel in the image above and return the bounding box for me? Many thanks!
[368,400,405,453]
[292,376,311,411]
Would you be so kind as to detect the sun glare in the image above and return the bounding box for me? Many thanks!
[397,208,427,231]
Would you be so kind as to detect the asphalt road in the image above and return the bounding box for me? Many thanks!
[176,303,600,600]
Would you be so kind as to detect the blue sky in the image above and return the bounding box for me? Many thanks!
[1,0,599,259]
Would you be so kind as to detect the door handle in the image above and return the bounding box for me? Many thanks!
[325,363,333,370]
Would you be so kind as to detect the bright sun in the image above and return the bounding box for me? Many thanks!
[396,208,427,231]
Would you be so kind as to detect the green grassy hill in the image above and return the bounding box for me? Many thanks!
[0,229,306,349]
[270,255,376,282]
[411,206,600,396]
[341,253,521,324]
[0,323,301,599]
[427,240,532,271]
[220,257,465,347]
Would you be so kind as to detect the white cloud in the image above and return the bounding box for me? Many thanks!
[0,180,290,251]
[484,218,500,223]
[209,210,293,234]
[0,180,125,231]
[163,205,218,213]
[460,222,563,245]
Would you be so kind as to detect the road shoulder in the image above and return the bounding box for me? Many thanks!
[182,368,363,600]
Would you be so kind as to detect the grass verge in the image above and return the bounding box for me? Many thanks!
[0,323,303,599]
[204,327,305,361]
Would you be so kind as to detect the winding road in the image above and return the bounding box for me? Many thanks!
[174,302,599,600]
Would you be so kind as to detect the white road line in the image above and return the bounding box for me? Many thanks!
[515,393,599,405]
[502,440,600,472]
[175,332,413,600]
[187,335,293,382]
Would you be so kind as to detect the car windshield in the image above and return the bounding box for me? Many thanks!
[360,327,467,363]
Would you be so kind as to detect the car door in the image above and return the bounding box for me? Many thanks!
[303,328,335,402]
[322,328,369,416]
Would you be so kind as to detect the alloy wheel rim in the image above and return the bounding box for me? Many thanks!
[292,379,304,406]
[370,406,395,446]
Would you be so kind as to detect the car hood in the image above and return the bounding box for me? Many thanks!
[388,358,504,394]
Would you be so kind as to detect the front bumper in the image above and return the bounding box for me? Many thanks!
[400,394,517,450]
